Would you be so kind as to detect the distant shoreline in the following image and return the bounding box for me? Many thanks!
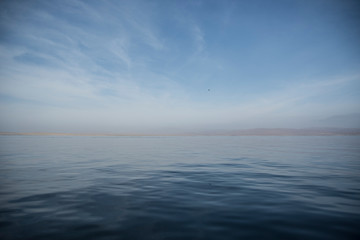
[1,128,360,136]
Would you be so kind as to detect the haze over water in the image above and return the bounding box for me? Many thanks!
[1,135,359,239]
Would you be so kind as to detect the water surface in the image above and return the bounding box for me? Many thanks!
[0,136,359,239]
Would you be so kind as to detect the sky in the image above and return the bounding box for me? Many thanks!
[0,0,359,133]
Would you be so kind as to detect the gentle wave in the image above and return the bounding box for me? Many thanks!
[0,136,360,239]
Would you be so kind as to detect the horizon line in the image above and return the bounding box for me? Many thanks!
[1,127,360,136]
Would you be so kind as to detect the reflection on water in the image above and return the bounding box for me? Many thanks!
[0,136,360,239]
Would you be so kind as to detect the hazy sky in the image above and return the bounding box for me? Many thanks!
[0,0,359,133]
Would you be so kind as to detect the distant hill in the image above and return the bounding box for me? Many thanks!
[189,128,360,136]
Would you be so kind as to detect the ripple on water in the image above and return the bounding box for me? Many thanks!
[0,136,360,239]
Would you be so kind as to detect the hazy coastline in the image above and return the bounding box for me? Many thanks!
[1,128,360,136]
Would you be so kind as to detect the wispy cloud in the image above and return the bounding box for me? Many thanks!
[214,74,360,127]
[1,0,359,132]
[192,24,205,54]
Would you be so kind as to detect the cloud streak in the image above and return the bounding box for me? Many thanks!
[0,0,359,132]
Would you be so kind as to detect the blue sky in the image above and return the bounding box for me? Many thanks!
[0,0,359,133]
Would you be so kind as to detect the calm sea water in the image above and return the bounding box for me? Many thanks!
[0,136,359,240]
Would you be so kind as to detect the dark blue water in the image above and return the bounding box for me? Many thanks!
[0,136,360,240]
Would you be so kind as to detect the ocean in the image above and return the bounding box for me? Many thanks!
[0,136,359,239]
